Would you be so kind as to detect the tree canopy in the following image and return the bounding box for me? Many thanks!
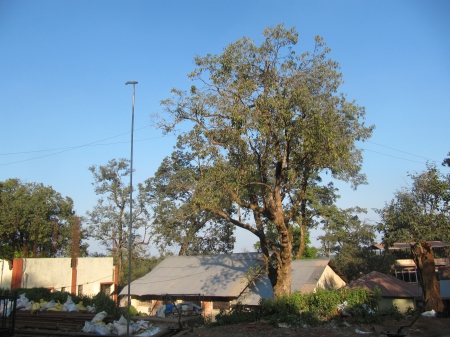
[0,178,83,266]
[156,24,374,297]
[86,158,152,285]
[376,164,450,311]
[144,137,235,255]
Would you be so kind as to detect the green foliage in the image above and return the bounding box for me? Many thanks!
[215,287,383,327]
[156,24,374,296]
[0,179,85,262]
[144,144,236,256]
[87,158,153,285]
[376,164,450,245]
[92,291,119,316]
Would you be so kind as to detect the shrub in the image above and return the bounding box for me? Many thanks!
[215,287,384,327]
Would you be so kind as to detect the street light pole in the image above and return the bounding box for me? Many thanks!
[125,80,137,337]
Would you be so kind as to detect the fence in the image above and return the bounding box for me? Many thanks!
[0,292,17,337]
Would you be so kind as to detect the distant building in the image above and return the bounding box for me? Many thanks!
[346,271,422,313]
[0,257,118,302]
[370,241,450,299]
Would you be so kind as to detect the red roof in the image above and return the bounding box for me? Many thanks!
[345,271,422,298]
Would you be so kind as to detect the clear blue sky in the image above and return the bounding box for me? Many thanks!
[1,0,449,254]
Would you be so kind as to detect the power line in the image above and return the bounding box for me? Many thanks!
[361,148,430,164]
[0,128,172,167]
[0,125,153,156]
[366,140,433,161]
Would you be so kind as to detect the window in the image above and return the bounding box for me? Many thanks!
[213,301,230,310]
[395,269,418,283]
[101,283,113,296]
[61,287,66,292]
[78,285,83,295]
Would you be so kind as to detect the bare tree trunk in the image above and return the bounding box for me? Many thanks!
[411,241,445,312]
[272,217,293,298]
[295,215,306,259]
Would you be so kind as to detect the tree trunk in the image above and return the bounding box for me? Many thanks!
[272,217,293,298]
[411,241,445,312]
[295,216,306,259]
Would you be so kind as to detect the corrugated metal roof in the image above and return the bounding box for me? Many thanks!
[120,252,263,297]
[345,271,422,298]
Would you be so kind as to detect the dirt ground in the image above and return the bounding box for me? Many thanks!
[184,316,450,337]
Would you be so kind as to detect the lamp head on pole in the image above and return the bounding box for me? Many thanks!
[125,81,138,85]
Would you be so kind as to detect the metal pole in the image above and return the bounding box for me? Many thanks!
[125,80,137,337]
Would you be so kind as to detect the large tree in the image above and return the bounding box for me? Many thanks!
[145,137,235,255]
[156,25,373,297]
[0,178,83,267]
[377,165,450,312]
[87,158,152,284]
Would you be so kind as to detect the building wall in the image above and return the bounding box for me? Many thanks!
[317,265,346,290]
[0,260,12,289]
[380,297,416,313]
[76,258,116,295]
[4,257,116,298]
[20,258,73,290]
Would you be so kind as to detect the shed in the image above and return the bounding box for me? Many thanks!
[345,271,422,313]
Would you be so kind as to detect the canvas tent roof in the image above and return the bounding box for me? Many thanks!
[120,252,263,298]
[345,271,422,298]
[121,254,346,306]
[239,259,339,305]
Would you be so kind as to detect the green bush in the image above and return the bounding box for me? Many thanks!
[215,287,385,327]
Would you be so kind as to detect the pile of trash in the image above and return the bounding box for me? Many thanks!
[82,312,161,336]
[156,301,202,318]
[16,293,95,313]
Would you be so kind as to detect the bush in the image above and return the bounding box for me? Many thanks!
[215,287,384,327]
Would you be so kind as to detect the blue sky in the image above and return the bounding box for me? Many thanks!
[1,0,449,254]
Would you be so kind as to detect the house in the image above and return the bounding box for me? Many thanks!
[120,253,347,318]
[0,257,119,302]
[370,241,450,299]
[345,271,422,313]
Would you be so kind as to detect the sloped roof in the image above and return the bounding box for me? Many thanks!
[120,252,263,297]
[345,271,422,298]
[121,254,346,305]
[371,241,450,250]
[239,259,345,305]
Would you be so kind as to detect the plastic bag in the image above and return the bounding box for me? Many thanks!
[39,299,48,308]
[87,304,96,313]
[20,301,32,311]
[47,301,62,311]
[40,300,57,311]
[114,323,134,336]
[93,323,111,335]
[132,320,150,332]
[82,321,95,333]
[91,311,108,323]
[63,296,78,312]
[76,301,86,311]
[422,309,436,317]
[155,305,166,318]
[16,295,29,310]
[135,327,162,336]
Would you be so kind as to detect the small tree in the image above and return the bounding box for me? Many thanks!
[377,165,449,312]
[87,158,152,284]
